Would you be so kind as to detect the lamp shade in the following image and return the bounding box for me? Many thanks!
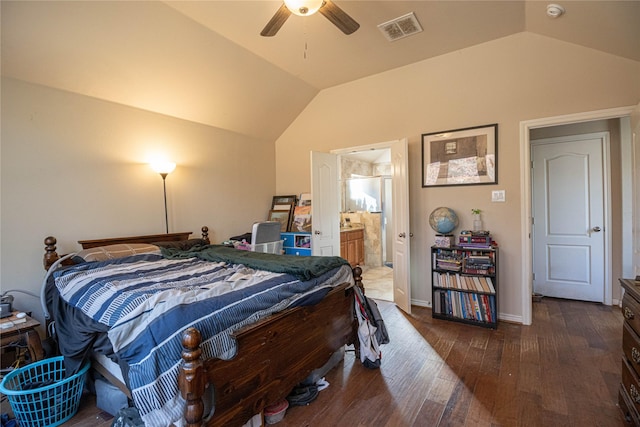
[284,0,323,16]
[150,161,176,175]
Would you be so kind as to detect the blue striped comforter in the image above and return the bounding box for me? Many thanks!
[52,253,353,426]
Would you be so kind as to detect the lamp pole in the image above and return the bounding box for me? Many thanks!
[160,172,169,234]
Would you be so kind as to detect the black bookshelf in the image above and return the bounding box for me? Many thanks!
[431,245,498,329]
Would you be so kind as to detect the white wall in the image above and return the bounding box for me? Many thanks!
[1,78,276,325]
[275,32,640,322]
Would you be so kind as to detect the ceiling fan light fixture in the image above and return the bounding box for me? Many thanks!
[262,0,359,37]
[284,0,324,16]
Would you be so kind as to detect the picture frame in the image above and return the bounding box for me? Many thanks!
[272,195,297,207]
[272,201,296,231]
[422,124,498,187]
[292,205,312,233]
[267,209,291,232]
[298,193,311,207]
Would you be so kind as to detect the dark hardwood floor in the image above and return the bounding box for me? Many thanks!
[61,297,625,426]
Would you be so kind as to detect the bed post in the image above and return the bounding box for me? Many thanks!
[179,327,206,427]
[201,226,210,244]
[352,266,364,294]
[44,236,60,271]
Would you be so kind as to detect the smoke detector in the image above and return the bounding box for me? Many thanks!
[546,4,565,18]
[377,12,423,42]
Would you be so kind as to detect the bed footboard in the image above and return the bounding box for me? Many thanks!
[179,269,361,427]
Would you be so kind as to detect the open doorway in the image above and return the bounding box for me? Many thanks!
[328,138,411,313]
[519,105,636,325]
[530,130,610,303]
[339,149,393,301]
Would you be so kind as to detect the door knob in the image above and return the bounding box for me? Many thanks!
[314,230,321,235]
[592,226,601,232]
[398,232,406,238]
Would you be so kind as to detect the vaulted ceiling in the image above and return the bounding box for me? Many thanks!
[2,1,638,141]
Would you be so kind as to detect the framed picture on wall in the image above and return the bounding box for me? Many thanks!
[422,124,498,187]
[267,210,291,232]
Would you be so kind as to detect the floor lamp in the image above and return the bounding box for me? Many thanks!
[150,161,176,234]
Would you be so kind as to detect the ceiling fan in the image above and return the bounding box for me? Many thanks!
[261,0,360,37]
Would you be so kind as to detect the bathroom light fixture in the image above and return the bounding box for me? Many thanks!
[150,161,176,234]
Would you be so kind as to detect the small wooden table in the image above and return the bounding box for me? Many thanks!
[0,312,45,362]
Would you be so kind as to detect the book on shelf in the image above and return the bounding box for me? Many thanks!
[467,254,492,262]
[481,295,492,322]
[458,232,494,248]
[472,276,482,292]
[436,261,462,271]
[434,272,493,293]
[434,289,495,323]
[463,267,494,275]
[477,277,489,293]
[472,294,482,321]
[443,291,450,315]
[486,277,495,293]
[459,236,491,245]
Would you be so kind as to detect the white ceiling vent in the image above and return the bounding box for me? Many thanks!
[377,12,423,42]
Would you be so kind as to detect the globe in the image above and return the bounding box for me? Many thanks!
[429,207,459,235]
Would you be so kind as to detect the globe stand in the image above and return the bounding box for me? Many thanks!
[434,234,454,248]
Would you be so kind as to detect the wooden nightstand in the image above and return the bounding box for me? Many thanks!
[0,312,45,363]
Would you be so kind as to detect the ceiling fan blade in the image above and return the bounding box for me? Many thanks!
[319,0,360,35]
[261,3,291,37]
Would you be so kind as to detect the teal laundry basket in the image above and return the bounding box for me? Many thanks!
[0,356,89,427]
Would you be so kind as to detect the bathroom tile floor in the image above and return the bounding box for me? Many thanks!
[360,265,393,302]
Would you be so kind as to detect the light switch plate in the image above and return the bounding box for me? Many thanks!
[492,190,505,202]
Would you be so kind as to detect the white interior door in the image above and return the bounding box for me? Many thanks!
[383,177,393,263]
[391,139,411,313]
[310,151,340,256]
[532,133,608,302]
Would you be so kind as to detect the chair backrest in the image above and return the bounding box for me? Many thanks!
[251,221,282,245]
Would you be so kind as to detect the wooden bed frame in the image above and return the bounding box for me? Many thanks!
[43,228,362,427]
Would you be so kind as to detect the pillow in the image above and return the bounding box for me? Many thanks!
[74,243,161,263]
